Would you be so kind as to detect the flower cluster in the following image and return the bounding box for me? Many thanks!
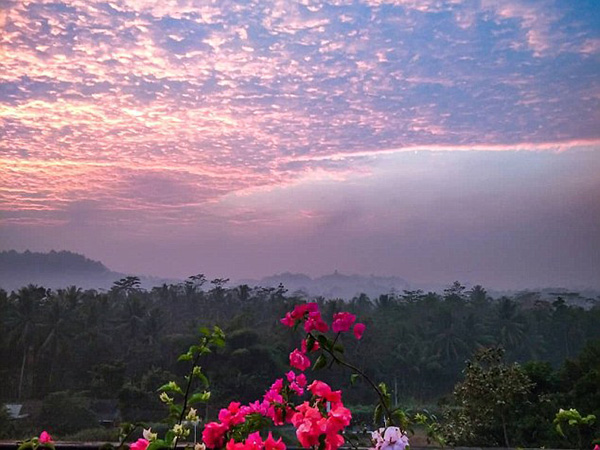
[291,382,351,450]
[371,427,410,450]
[226,432,285,450]
[201,302,366,450]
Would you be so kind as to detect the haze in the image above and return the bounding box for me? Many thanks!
[1,0,599,289]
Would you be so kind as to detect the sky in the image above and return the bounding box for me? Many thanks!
[1,0,599,289]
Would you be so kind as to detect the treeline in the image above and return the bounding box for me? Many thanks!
[0,278,599,443]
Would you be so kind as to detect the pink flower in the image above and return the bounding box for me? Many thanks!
[327,405,352,432]
[244,432,264,450]
[290,348,311,371]
[218,402,247,426]
[304,311,329,333]
[296,373,307,388]
[324,432,345,450]
[226,439,245,450]
[308,380,342,404]
[39,432,53,444]
[130,439,149,450]
[202,422,229,449]
[280,313,296,327]
[290,381,304,395]
[264,433,286,450]
[332,312,356,333]
[353,323,366,340]
[594,445,600,450]
[292,403,328,448]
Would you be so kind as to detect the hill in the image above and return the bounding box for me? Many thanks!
[0,250,173,291]
[240,270,411,299]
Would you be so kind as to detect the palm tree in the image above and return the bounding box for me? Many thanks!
[493,297,527,353]
[39,294,76,389]
[8,285,46,399]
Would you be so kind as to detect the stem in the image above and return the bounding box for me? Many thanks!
[327,333,341,369]
[309,332,394,426]
[173,349,203,449]
[501,412,510,448]
[118,424,142,450]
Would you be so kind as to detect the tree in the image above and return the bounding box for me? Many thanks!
[443,347,533,447]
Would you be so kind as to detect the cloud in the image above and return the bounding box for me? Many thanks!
[1,0,599,285]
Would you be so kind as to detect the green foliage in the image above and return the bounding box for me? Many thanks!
[554,408,596,449]
[442,347,533,447]
[38,391,97,436]
[0,404,14,439]
[0,277,599,442]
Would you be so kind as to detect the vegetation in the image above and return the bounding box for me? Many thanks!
[0,278,599,447]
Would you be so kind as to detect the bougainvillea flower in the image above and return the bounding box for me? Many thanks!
[304,311,329,333]
[225,439,246,450]
[264,432,286,450]
[353,323,366,340]
[295,373,307,388]
[327,405,352,432]
[289,348,311,371]
[202,422,229,449]
[308,380,342,404]
[331,312,356,333]
[130,439,149,450]
[371,427,409,450]
[39,432,53,444]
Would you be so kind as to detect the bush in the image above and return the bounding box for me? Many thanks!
[39,391,97,436]
[0,404,14,438]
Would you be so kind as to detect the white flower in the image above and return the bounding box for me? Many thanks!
[371,427,409,450]
[143,428,158,441]
[172,424,190,438]
[160,392,174,403]
[186,408,198,422]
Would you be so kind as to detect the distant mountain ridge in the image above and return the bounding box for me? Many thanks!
[0,250,175,291]
[0,249,110,274]
[239,270,411,299]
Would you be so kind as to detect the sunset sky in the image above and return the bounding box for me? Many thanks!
[1,0,599,289]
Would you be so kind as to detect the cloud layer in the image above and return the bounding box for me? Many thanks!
[1,0,599,287]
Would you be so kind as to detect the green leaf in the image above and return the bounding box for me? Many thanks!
[158,381,183,395]
[199,326,211,336]
[212,336,226,348]
[374,403,383,425]
[189,345,201,354]
[178,353,193,362]
[316,334,331,349]
[165,431,175,445]
[305,334,316,352]
[313,354,328,370]
[333,343,344,353]
[169,403,182,416]
[147,441,170,450]
[350,374,360,386]
[189,391,211,404]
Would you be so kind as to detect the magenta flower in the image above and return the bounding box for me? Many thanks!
[130,439,149,450]
[332,312,356,333]
[39,432,53,444]
[353,323,366,340]
[289,348,311,371]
